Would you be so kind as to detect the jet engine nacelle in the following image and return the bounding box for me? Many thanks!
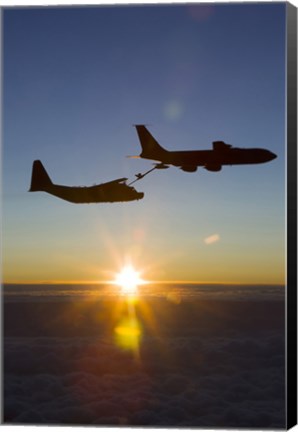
[180,165,198,172]
[204,164,222,172]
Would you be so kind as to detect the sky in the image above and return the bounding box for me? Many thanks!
[2,2,286,284]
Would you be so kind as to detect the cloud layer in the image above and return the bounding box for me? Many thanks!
[4,297,285,428]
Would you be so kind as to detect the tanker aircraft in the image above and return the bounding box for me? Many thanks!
[29,160,144,203]
[134,125,277,172]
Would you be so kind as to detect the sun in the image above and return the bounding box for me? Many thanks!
[114,265,144,296]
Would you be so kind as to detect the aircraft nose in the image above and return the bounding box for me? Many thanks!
[269,151,277,161]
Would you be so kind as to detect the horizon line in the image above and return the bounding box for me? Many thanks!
[2,280,285,287]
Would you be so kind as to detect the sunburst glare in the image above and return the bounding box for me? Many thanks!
[114,265,145,296]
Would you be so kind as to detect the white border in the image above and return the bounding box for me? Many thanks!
[1,1,297,432]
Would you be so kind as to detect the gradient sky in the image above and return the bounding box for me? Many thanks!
[2,2,286,284]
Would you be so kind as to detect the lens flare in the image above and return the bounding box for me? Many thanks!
[115,316,142,352]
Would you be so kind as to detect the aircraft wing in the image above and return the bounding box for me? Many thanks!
[105,177,128,185]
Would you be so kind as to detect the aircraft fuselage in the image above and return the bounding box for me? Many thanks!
[42,183,144,203]
[135,125,277,172]
[29,160,144,203]
[152,148,277,167]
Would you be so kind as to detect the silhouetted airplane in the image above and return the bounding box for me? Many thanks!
[29,160,144,203]
[134,125,277,172]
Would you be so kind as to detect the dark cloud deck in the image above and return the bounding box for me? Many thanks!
[3,286,285,428]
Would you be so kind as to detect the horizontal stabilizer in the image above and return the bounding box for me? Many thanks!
[154,163,170,169]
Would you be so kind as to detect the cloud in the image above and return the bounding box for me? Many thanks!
[204,233,220,245]
[4,298,285,428]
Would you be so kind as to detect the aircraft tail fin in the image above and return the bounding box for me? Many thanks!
[29,160,53,191]
[135,125,168,161]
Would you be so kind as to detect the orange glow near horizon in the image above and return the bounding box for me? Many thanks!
[2,279,285,287]
[2,248,285,286]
